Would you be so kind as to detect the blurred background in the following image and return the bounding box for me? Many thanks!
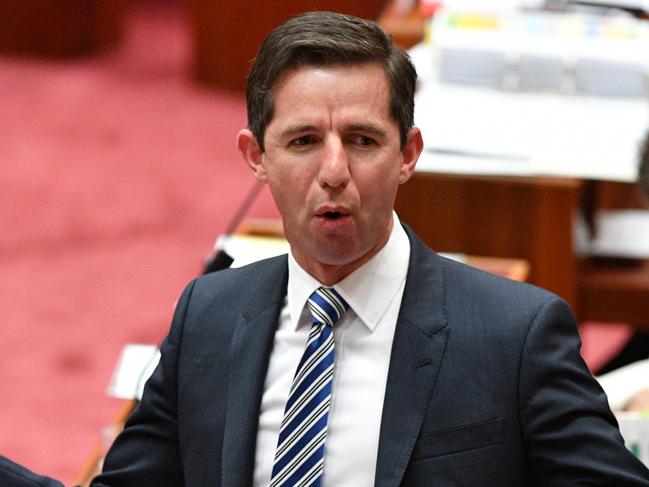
[2,0,649,483]
[0,0,281,481]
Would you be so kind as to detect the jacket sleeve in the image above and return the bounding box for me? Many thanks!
[0,456,65,487]
[519,296,649,485]
[91,280,197,487]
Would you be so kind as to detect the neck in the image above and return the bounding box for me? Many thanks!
[296,224,393,286]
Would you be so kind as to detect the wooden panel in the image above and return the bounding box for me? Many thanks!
[0,0,124,57]
[236,217,530,282]
[187,0,388,92]
[579,258,649,330]
[585,180,648,211]
[377,1,427,49]
[463,255,529,282]
[577,181,649,328]
[395,172,583,307]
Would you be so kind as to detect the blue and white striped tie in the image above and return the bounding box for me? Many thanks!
[270,287,349,487]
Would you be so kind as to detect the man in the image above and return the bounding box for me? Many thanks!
[90,11,649,487]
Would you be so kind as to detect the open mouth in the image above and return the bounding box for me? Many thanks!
[315,209,350,227]
[315,205,351,230]
[323,211,345,220]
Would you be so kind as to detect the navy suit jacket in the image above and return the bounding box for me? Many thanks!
[0,456,65,487]
[92,226,649,486]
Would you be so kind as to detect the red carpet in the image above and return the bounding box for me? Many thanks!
[0,2,277,483]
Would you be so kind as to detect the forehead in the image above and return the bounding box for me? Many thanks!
[268,63,393,129]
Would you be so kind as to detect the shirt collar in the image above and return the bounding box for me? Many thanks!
[287,212,410,332]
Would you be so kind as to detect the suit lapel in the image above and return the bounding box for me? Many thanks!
[217,230,448,486]
[375,227,450,487]
[220,258,288,487]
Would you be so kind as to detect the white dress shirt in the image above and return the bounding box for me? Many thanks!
[253,213,411,487]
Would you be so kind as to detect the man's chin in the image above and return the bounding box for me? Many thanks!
[292,240,361,268]
[312,244,377,273]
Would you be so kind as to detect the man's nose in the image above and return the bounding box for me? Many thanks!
[318,137,350,189]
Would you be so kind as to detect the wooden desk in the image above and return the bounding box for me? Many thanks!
[396,172,649,329]
[395,172,582,307]
[238,217,530,283]
[380,1,649,329]
[0,0,124,57]
[578,181,649,329]
[187,0,387,92]
[579,258,649,330]
[377,0,427,49]
[380,3,583,301]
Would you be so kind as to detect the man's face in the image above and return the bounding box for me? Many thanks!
[238,63,422,284]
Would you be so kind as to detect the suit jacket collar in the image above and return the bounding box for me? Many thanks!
[219,226,449,487]
[374,224,450,487]
[221,255,289,487]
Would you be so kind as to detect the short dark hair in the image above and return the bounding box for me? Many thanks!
[245,11,417,150]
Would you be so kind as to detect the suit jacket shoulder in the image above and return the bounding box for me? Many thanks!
[95,254,290,487]
[395,226,649,486]
[189,253,289,317]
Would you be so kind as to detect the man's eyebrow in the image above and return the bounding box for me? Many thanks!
[279,125,319,139]
[345,123,388,137]
[278,122,389,139]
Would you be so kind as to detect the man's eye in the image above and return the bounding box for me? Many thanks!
[355,136,375,146]
[291,136,315,146]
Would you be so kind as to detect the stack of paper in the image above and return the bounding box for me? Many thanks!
[597,358,649,410]
[578,210,649,258]
[409,24,649,182]
[431,10,649,97]
[616,412,649,466]
[106,344,160,400]
[217,234,290,268]
[576,59,647,97]
[438,48,507,87]
[518,54,564,91]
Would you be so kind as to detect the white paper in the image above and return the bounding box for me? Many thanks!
[581,210,649,258]
[219,234,290,268]
[414,77,648,181]
[615,412,649,466]
[597,358,649,411]
[411,14,649,182]
[438,252,467,263]
[106,344,160,400]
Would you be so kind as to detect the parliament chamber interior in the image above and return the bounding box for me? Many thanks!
[2,0,649,483]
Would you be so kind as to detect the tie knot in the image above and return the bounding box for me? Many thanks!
[306,287,349,327]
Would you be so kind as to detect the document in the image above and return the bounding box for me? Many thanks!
[579,210,649,258]
[218,234,290,268]
[413,68,648,181]
[106,344,160,400]
[410,12,649,182]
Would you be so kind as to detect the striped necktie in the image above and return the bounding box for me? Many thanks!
[270,287,349,487]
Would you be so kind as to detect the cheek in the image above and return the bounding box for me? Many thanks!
[267,173,311,212]
[265,154,316,187]
[357,165,401,204]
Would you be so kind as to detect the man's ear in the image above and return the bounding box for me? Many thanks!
[399,127,423,184]
[237,129,267,183]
